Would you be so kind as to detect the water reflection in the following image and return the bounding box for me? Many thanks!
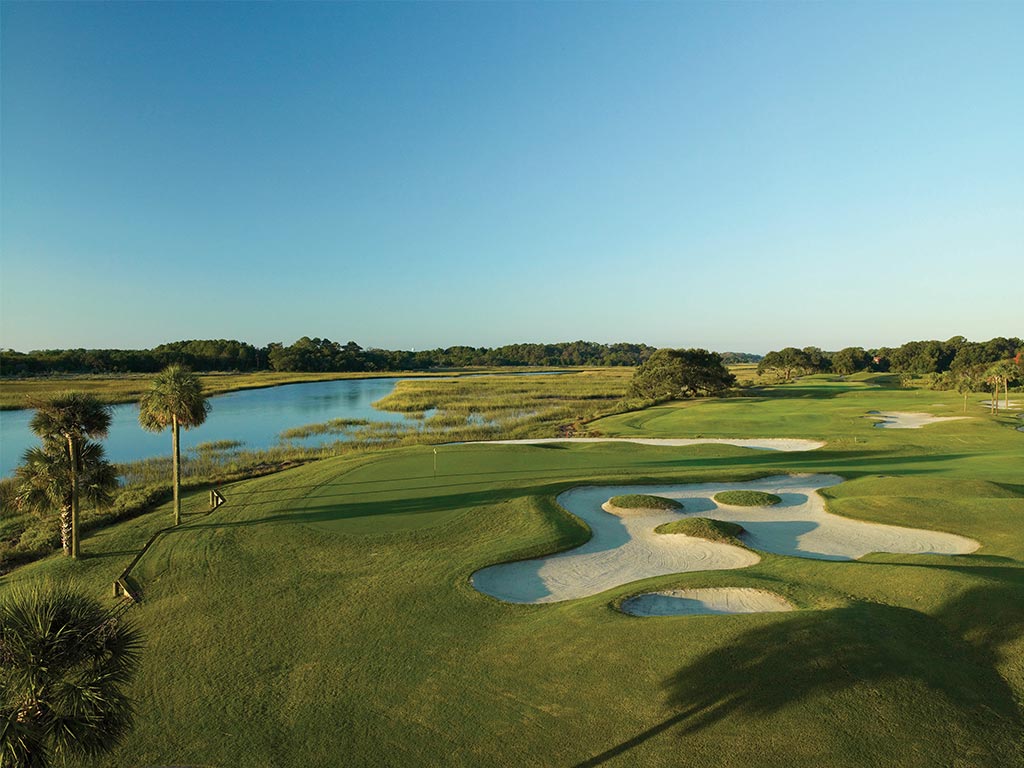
[0,377,413,476]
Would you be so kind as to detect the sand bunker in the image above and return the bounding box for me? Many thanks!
[980,400,1021,410]
[865,411,969,429]
[621,588,794,617]
[472,474,978,604]
[469,437,824,452]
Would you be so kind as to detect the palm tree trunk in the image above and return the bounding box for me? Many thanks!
[60,504,72,556]
[68,436,80,559]
[172,414,181,526]
[1005,377,1010,410]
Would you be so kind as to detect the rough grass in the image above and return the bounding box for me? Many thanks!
[608,494,683,510]
[714,490,782,506]
[655,517,746,544]
[2,377,1023,767]
[373,369,633,436]
[278,418,370,440]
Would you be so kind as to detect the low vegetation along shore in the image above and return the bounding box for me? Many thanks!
[0,368,576,411]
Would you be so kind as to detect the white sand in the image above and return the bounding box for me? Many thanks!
[472,474,979,604]
[980,400,1021,410]
[467,437,825,452]
[865,411,970,429]
[621,587,794,616]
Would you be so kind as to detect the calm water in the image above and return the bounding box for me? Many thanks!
[0,377,419,477]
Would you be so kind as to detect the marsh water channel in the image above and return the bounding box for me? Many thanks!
[0,377,431,478]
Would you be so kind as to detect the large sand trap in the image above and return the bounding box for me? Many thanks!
[621,588,794,616]
[468,437,824,452]
[472,474,979,604]
[865,411,969,429]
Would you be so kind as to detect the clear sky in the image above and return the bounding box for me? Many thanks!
[1,1,1021,354]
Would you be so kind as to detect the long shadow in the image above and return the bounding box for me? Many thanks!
[185,485,535,529]
[575,585,1024,766]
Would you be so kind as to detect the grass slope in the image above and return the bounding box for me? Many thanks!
[2,378,1023,767]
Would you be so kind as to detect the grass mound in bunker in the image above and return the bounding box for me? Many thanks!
[606,494,683,511]
[655,517,746,545]
[714,490,782,506]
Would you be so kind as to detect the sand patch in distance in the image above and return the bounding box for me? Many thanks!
[621,588,794,617]
[865,411,970,429]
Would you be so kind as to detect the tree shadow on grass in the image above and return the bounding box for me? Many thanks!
[574,585,1024,767]
[185,485,535,529]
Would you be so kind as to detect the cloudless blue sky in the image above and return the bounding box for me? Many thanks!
[2,1,1021,354]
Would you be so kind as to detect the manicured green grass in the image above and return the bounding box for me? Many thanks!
[655,517,745,544]
[608,494,683,510]
[713,490,782,506]
[2,378,1023,767]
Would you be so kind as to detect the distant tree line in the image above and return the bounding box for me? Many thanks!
[5,335,1019,379]
[0,339,264,376]
[1,339,669,375]
[757,336,1022,381]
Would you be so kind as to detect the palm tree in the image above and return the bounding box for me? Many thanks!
[138,365,211,526]
[955,370,979,413]
[0,582,143,768]
[14,441,119,557]
[27,393,112,559]
[986,360,1018,411]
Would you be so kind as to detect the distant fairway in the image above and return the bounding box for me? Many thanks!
[3,377,1023,767]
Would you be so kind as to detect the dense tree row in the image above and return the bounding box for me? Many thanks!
[757,336,1022,380]
[4,335,1020,378]
[0,339,264,375]
[1,339,664,375]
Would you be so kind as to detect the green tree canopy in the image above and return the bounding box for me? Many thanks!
[138,365,211,526]
[627,348,736,401]
[25,393,112,559]
[14,441,118,557]
[757,347,814,382]
[831,347,873,376]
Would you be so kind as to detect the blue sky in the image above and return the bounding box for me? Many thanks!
[2,1,1021,354]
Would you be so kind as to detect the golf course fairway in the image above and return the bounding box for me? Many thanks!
[3,377,1022,767]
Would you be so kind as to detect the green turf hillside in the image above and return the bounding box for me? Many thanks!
[3,377,1023,767]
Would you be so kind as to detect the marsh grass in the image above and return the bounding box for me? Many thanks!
[374,369,632,436]
[0,368,585,410]
[278,418,370,440]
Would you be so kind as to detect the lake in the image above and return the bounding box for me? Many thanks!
[0,377,420,477]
